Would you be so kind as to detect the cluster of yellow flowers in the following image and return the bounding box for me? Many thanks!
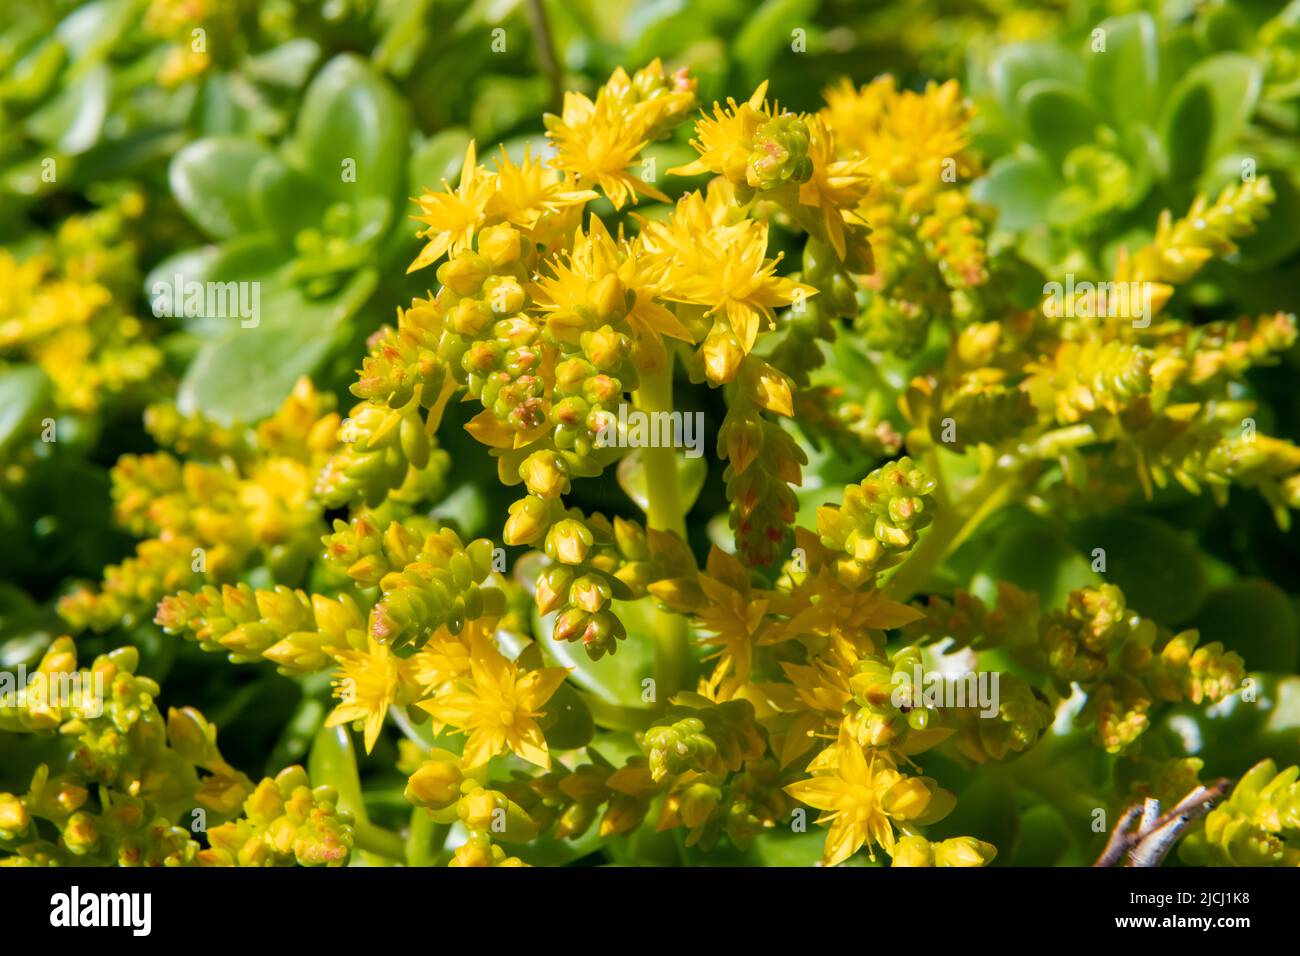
[0,639,353,866]
[0,193,162,419]
[60,378,341,632]
[900,175,1300,523]
[143,0,225,87]
[822,76,990,356]
[52,61,1279,868]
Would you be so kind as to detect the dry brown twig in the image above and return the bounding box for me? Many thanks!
[1093,779,1232,867]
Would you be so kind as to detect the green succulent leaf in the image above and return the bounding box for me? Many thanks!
[1071,514,1206,626]
[974,153,1063,232]
[1019,80,1104,166]
[1160,54,1262,187]
[1085,13,1160,129]
[178,267,378,424]
[170,137,280,240]
[1192,580,1298,674]
[289,53,411,205]
[0,365,51,456]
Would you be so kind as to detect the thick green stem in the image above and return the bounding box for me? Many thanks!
[524,0,563,112]
[392,705,438,748]
[888,420,1105,601]
[406,809,449,868]
[354,820,408,862]
[886,459,1022,603]
[633,357,690,705]
[576,687,656,731]
[633,361,688,538]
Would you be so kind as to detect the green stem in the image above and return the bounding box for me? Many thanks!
[354,821,408,862]
[633,357,690,705]
[1025,423,1098,459]
[392,705,438,748]
[576,687,655,732]
[633,360,688,539]
[405,809,448,868]
[890,424,1105,600]
[309,726,367,819]
[210,679,265,729]
[524,0,563,112]
[885,458,1022,603]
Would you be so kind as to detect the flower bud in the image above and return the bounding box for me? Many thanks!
[504,496,551,546]
[405,750,463,811]
[0,794,30,838]
[62,812,99,855]
[679,782,721,829]
[890,835,935,867]
[519,450,570,499]
[570,574,611,613]
[933,836,997,867]
[477,224,522,268]
[591,276,626,323]
[702,330,744,385]
[437,253,489,296]
[545,518,594,566]
[536,565,575,616]
[167,706,217,764]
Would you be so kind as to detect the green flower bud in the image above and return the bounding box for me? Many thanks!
[747,114,812,191]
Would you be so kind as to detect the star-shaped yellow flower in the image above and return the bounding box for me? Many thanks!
[418,634,569,769]
[546,96,667,209]
[409,141,495,273]
[669,82,773,186]
[693,546,772,700]
[325,634,423,753]
[487,146,597,232]
[797,116,872,262]
[660,219,814,355]
[785,739,952,865]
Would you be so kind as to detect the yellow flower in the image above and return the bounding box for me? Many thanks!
[486,146,597,233]
[890,834,935,866]
[0,250,46,320]
[0,278,110,348]
[692,547,771,699]
[418,634,569,769]
[404,632,475,701]
[409,142,496,273]
[597,59,698,136]
[822,76,974,189]
[638,182,744,274]
[238,458,315,546]
[255,375,342,462]
[402,618,502,711]
[546,95,667,209]
[784,740,950,865]
[325,635,424,753]
[660,218,814,355]
[776,635,859,765]
[533,216,694,354]
[544,60,694,210]
[797,116,872,262]
[670,82,773,185]
[775,568,923,651]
